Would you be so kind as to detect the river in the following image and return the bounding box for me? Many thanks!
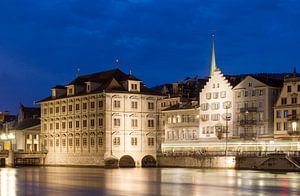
[0,167,300,196]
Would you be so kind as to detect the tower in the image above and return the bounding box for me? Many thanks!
[209,33,217,77]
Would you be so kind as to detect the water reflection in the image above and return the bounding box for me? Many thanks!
[0,167,299,195]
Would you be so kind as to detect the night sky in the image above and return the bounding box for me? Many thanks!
[0,0,300,113]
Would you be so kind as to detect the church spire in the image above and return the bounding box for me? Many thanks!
[209,33,217,77]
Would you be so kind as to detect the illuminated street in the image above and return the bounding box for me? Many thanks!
[1,167,300,196]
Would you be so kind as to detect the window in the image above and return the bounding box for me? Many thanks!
[62,139,66,147]
[206,93,211,99]
[43,124,47,131]
[211,102,220,110]
[90,119,95,127]
[114,118,120,126]
[69,121,73,129]
[287,85,292,92]
[50,107,53,114]
[50,139,53,147]
[237,91,241,98]
[83,103,87,110]
[131,137,137,146]
[284,122,288,130]
[148,102,154,110]
[114,100,120,108]
[99,118,103,127]
[68,105,73,112]
[113,137,120,145]
[252,90,256,96]
[223,101,232,109]
[244,91,248,97]
[292,110,297,118]
[148,119,154,128]
[90,138,95,146]
[259,90,264,96]
[284,110,288,118]
[87,84,90,91]
[82,138,87,147]
[98,137,103,146]
[248,82,252,87]
[131,101,138,109]
[75,138,80,147]
[68,88,73,95]
[56,123,59,130]
[201,103,209,111]
[131,83,138,90]
[62,122,66,129]
[75,104,80,111]
[44,108,47,115]
[62,106,66,113]
[211,114,220,121]
[50,123,53,130]
[298,85,300,92]
[56,139,59,147]
[148,138,154,146]
[292,97,297,104]
[75,120,80,128]
[281,98,287,105]
[220,91,226,98]
[56,107,59,113]
[131,119,138,127]
[68,138,73,147]
[276,110,281,118]
[82,120,87,128]
[213,92,218,99]
[90,102,95,109]
[99,100,103,108]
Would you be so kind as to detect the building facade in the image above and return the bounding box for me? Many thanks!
[233,75,281,141]
[38,69,163,167]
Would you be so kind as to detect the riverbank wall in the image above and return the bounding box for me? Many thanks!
[158,156,236,168]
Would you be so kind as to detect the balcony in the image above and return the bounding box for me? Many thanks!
[240,132,256,139]
[239,119,257,126]
[287,130,300,136]
[240,107,257,113]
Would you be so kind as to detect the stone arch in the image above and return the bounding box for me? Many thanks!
[104,157,119,168]
[119,155,135,168]
[141,155,157,167]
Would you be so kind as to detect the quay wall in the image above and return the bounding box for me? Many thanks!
[158,156,236,169]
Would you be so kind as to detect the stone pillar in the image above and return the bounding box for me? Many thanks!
[6,150,15,167]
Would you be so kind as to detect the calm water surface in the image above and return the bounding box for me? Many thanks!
[0,167,300,196]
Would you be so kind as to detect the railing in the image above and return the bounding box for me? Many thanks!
[158,151,300,158]
[240,107,258,113]
[240,132,256,138]
[240,119,257,125]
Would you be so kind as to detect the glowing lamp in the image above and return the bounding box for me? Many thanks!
[292,121,297,132]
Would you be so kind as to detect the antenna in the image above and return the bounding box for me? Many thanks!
[76,67,80,77]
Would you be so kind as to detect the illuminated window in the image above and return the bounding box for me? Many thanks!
[62,122,66,129]
[206,93,211,99]
[292,97,297,104]
[75,104,80,111]
[131,137,137,146]
[276,110,281,118]
[75,120,80,128]
[213,92,218,99]
[220,91,226,98]
[68,105,73,112]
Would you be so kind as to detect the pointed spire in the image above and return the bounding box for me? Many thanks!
[115,58,120,68]
[76,67,80,77]
[209,33,217,77]
[293,66,297,78]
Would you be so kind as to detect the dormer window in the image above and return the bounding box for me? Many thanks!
[128,81,140,92]
[131,84,137,90]
[68,88,73,96]
[87,84,90,92]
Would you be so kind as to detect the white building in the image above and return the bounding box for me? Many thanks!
[199,35,234,141]
[38,68,163,167]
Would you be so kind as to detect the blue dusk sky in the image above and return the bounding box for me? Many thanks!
[0,0,300,113]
